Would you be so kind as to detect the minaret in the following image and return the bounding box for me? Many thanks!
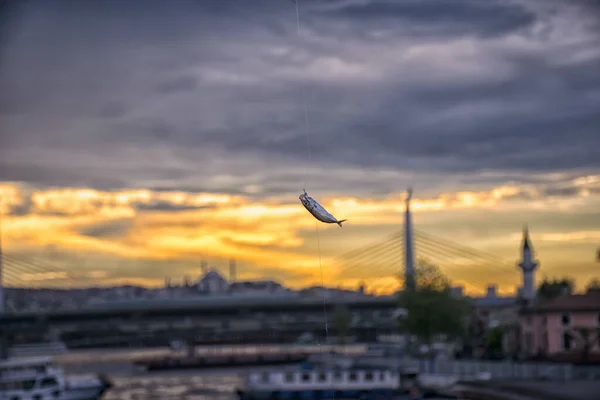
[404,188,415,291]
[518,226,539,303]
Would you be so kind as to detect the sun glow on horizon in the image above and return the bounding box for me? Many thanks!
[1,177,599,294]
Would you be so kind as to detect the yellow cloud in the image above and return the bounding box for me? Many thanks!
[85,270,109,279]
[0,183,23,210]
[1,179,599,293]
[20,272,70,282]
[540,231,600,243]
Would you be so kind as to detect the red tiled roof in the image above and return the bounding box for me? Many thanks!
[533,290,600,312]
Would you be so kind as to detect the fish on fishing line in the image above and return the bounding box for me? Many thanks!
[299,190,347,227]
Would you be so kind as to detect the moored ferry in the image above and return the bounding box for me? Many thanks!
[236,367,409,399]
[0,356,111,400]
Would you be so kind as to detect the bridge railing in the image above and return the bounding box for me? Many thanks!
[415,358,587,381]
[572,365,600,381]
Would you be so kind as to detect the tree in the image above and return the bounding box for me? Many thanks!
[586,278,600,291]
[333,304,352,345]
[570,326,600,363]
[397,259,469,354]
[486,326,504,357]
[537,277,575,300]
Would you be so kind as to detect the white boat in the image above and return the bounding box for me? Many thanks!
[0,356,111,400]
[236,367,410,399]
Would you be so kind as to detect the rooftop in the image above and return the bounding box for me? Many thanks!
[527,290,600,313]
[472,296,517,308]
[198,270,227,282]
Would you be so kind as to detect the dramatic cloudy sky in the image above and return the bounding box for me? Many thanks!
[1,0,599,294]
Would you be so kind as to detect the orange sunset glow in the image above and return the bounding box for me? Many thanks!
[2,176,599,295]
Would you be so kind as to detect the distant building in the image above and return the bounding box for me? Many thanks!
[196,270,229,294]
[465,226,539,358]
[299,286,368,299]
[451,286,464,297]
[519,289,600,360]
[358,282,366,296]
[228,280,286,295]
[472,285,518,327]
[468,284,519,358]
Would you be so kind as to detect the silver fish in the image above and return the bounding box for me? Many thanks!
[299,191,347,227]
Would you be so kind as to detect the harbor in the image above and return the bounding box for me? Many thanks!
[2,343,598,400]
[132,344,362,372]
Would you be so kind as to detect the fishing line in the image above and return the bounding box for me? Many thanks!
[294,0,312,192]
[315,221,329,341]
[293,0,330,350]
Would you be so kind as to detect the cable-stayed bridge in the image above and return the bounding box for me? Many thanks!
[0,191,526,348]
[1,227,516,294]
[0,227,520,348]
[0,187,524,330]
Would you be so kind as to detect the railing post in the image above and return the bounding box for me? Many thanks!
[0,332,8,360]
[564,364,573,381]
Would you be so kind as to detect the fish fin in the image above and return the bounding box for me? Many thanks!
[337,219,347,227]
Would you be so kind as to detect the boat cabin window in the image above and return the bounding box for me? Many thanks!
[284,372,294,382]
[41,377,58,387]
[260,372,269,383]
[348,372,357,381]
[318,372,327,382]
[333,371,342,381]
[0,379,36,391]
[21,379,36,390]
[364,371,373,381]
[301,373,311,382]
[378,371,386,380]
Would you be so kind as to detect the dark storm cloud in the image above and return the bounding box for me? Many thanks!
[97,101,129,119]
[76,219,133,239]
[542,186,581,197]
[319,0,536,38]
[0,0,599,196]
[0,161,129,190]
[132,201,216,213]
[6,193,32,216]
[154,76,198,95]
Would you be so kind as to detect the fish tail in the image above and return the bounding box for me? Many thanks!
[337,219,347,227]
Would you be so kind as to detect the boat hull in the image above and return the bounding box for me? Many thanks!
[1,375,111,400]
[0,357,111,400]
[63,373,112,399]
[60,386,109,400]
[1,386,108,400]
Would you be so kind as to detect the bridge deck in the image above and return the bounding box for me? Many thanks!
[0,295,399,325]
